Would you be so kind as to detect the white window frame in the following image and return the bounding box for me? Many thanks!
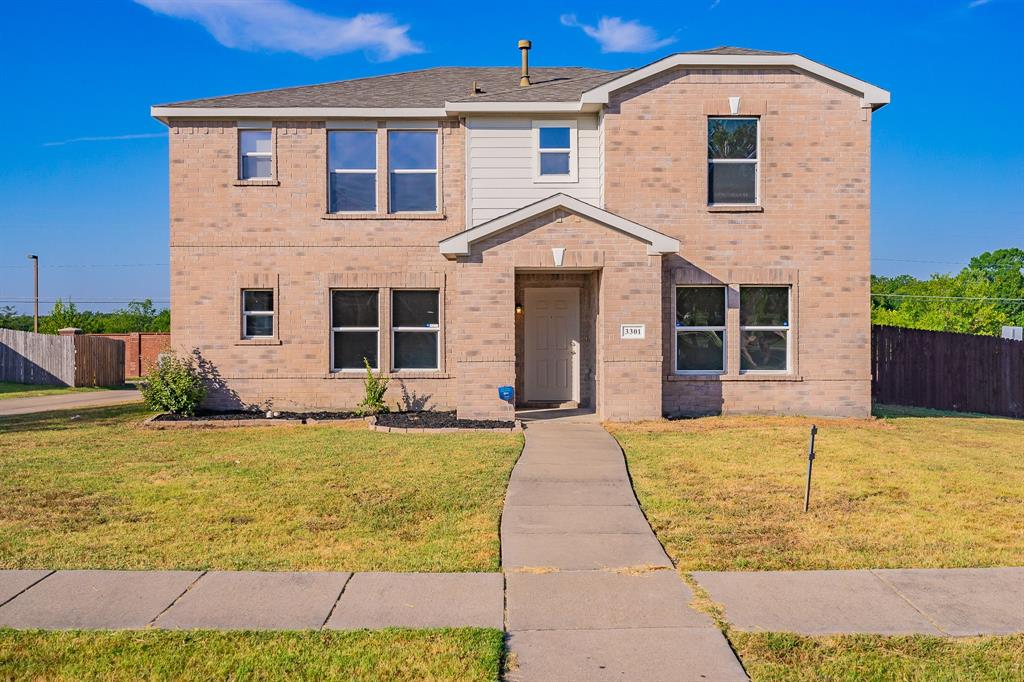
[674,285,728,375]
[328,130,378,214]
[241,288,274,339]
[707,116,759,206]
[238,129,273,180]
[391,289,440,371]
[330,289,380,372]
[532,120,578,183]
[387,129,439,214]
[739,285,791,374]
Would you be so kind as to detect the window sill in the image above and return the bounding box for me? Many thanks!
[322,212,446,221]
[667,373,802,382]
[235,338,282,346]
[325,370,450,379]
[707,204,763,213]
[234,179,280,187]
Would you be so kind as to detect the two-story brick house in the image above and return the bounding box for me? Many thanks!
[152,45,888,421]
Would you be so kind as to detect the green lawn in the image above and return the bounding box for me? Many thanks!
[0,628,503,682]
[608,406,1024,571]
[0,405,522,571]
[732,632,1024,682]
[0,382,109,400]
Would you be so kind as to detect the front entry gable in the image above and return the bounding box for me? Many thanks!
[438,194,679,259]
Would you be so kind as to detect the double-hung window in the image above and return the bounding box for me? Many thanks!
[239,130,272,180]
[329,131,377,213]
[331,290,379,370]
[392,290,439,370]
[708,117,758,205]
[740,286,790,372]
[241,289,274,338]
[533,122,576,181]
[675,286,727,373]
[388,131,437,212]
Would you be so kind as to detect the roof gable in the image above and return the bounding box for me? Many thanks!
[438,195,679,258]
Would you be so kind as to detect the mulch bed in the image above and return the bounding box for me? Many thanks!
[152,409,360,422]
[373,411,515,430]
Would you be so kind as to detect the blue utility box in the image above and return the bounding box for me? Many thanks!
[498,385,514,402]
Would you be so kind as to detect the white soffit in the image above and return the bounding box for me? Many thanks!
[580,53,891,109]
[438,194,679,258]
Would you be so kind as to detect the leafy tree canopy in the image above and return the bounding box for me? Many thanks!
[0,299,170,334]
[872,248,1024,336]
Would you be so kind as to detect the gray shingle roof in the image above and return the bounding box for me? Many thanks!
[158,67,614,109]
[156,48,789,109]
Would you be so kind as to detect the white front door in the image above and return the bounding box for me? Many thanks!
[524,287,579,402]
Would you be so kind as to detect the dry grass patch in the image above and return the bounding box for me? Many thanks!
[0,405,522,572]
[0,382,110,400]
[732,632,1024,682]
[0,628,503,682]
[609,406,1024,570]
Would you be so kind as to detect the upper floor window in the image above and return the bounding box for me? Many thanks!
[388,131,437,213]
[740,286,789,372]
[241,289,274,338]
[392,290,440,370]
[533,121,577,182]
[239,130,272,180]
[708,118,758,205]
[675,286,727,373]
[331,290,379,370]
[329,131,377,213]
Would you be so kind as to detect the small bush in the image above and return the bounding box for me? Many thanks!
[357,357,390,416]
[141,352,206,416]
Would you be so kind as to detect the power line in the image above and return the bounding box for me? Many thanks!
[0,263,169,269]
[0,297,169,304]
[871,258,968,266]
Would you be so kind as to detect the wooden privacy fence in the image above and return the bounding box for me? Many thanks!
[87,332,170,377]
[0,329,124,387]
[872,325,1023,418]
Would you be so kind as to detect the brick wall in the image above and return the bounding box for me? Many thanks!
[603,68,873,417]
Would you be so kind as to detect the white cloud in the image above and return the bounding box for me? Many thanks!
[134,0,421,60]
[560,14,675,53]
[967,0,991,6]
[43,133,166,147]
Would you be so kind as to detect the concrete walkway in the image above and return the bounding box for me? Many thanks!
[0,570,503,631]
[0,389,142,416]
[693,567,1024,637]
[502,417,748,682]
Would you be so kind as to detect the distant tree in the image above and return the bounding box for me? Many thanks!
[871,248,1024,336]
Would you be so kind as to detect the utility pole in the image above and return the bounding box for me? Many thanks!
[27,254,38,333]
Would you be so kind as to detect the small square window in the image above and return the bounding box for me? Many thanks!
[242,289,274,338]
[534,122,576,181]
[239,130,272,180]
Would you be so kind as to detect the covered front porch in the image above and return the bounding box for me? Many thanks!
[439,194,678,421]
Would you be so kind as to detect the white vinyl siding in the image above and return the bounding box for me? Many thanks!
[466,116,602,226]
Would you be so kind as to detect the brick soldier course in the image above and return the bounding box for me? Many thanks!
[153,47,890,420]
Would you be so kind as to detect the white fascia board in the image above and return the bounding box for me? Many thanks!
[438,193,679,258]
[150,106,448,123]
[580,54,890,109]
[444,101,596,114]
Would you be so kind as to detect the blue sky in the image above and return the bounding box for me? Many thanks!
[1,0,1021,313]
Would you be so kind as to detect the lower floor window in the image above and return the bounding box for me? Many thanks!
[675,286,726,373]
[739,286,790,372]
[242,289,274,338]
[392,290,439,370]
[331,290,379,370]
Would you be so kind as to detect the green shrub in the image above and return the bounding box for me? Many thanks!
[357,357,389,415]
[141,352,206,416]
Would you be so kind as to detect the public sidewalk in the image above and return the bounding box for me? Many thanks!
[0,389,141,417]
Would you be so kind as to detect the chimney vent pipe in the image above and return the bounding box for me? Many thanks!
[518,39,532,87]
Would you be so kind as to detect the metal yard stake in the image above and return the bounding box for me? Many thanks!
[804,425,817,512]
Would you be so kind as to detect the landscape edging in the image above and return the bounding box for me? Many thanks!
[366,415,523,434]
